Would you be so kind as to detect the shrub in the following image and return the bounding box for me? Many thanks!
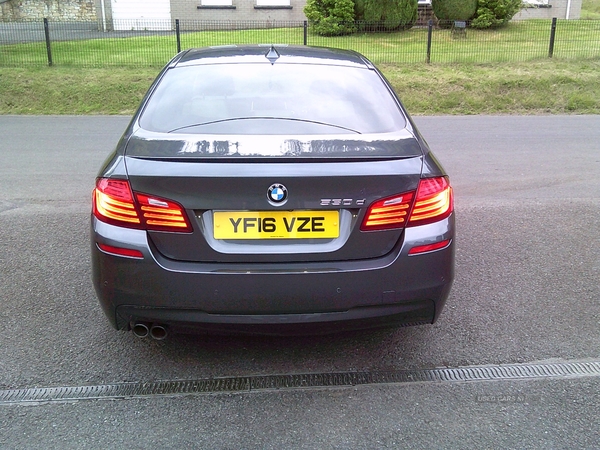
[304,0,356,36]
[470,0,523,28]
[432,0,478,25]
[354,0,418,31]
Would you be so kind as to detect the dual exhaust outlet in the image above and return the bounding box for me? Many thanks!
[131,322,168,340]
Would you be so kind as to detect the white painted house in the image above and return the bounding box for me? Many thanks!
[0,0,584,29]
[99,0,307,30]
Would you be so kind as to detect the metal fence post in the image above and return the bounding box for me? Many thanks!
[43,18,53,66]
[548,17,557,58]
[303,21,308,46]
[426,20,433,64]
[176,19,181,53]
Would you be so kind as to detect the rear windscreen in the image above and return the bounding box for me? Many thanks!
[139,63,407,135]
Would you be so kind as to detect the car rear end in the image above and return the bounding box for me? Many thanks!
[91,46,455,336]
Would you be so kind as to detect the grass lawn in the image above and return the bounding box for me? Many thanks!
[1,10,599,115]
[1,58,599,115]
[582,0,600,19]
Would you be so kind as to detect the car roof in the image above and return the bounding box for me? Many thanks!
[174,45,374,69]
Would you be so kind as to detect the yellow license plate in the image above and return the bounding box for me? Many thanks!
[214,211,339,240]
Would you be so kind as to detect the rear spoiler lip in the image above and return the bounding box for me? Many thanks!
[124,129,425,160]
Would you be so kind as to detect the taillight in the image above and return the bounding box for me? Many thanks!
[93,179,140,227]
[93,178,192,233]
[135,193,191,232]
[361,176,453,232]
[407,177,453,227]
[360,192,414,231]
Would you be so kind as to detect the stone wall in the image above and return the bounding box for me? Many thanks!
[0,0,96,21]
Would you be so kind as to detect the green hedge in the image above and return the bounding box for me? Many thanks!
[471,0,523,29]
[354,0,418,31]
[304,0,356,36]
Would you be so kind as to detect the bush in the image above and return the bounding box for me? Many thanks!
[354,0,418,31]
[470,0,523,28]
[432,0,478,25]
[304,0,356,36]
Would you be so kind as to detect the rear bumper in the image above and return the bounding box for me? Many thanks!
[116,301,437,336]
[92,214,455,334]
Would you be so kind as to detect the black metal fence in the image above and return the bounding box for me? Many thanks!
[1,18,599,67]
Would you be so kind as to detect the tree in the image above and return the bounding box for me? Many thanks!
[431,0,478,26]
[354,0,418,31]
[470,0,523,29]
[304,0,356,36]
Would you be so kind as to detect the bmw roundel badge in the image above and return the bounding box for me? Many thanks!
[267,183,288,205]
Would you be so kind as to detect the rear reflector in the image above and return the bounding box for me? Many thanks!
[93,178,192,233]
[408,239,451,255]
[97,243,144,259]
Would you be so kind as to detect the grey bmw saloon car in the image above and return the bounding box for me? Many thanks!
[91,45,455,339]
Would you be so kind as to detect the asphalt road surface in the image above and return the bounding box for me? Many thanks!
[0,115,599,448]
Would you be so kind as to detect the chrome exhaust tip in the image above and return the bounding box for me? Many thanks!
[131,322,150,338]
[150,324,168,340]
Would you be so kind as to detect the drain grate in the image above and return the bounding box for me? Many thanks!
[2,360,599,405]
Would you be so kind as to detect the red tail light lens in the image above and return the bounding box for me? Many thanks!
[93,179,140,227]
[407,177,453,227]
[93,179,192,233]
[361,177,453,232]
[135,193,191,232]
[360,192,414,231]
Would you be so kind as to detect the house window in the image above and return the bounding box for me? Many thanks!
[256,0,291,5]
[201,0,233,5]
